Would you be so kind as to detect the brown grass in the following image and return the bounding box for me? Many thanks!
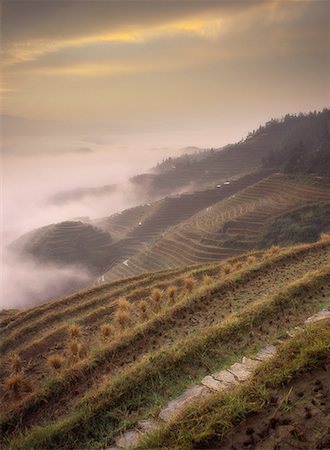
[100,324,113,339]
[183,276,196,292]
[137,300,148,319]
[270,245,280,254]
[78,343,88,359]
[3,373,31,397]
[47,354,64,371]
[151,288,162,303]
[151,289,163,311]
[117,298,132,312]
[114,309,131,329]
[68,339,81,357]
[247,255,256,265]
[320,232,330,242]
[223,264,231,275]
[235,261,242,270]
[167,286,178,304]
[68,324,82,339]
[8,353,22,373]
[202,275,213,285]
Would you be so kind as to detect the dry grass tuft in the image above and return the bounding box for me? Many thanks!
[47,354,64,371]
[202,275,213,285]
[117,298,132,312]
[167,286,178,303]
[137,300,148,318]
[100,324,113,339]
[235,261,243,270]
[320,232,330,242]
[247,255,256,265]
[78,343,89,359]
[114,309,131,329]
[3,373,31,397]
[151,289,163,312]
[183,276,196,292]
[68,339,81,357]
[223,264,231,275]
[270,245,280,254]
[9,353,22,373]
[68,323,82,339]
[151,289,162,303]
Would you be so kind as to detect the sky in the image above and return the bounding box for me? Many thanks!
[1,0,329,145]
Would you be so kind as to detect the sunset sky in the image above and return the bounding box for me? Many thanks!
[1,0,329,143]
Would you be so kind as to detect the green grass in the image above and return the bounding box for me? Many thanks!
[140,318,330,449]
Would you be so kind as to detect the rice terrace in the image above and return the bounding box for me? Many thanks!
[1,1,330,449]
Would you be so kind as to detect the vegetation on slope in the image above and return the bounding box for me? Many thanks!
[258,202,330,248]
[0,239,329,449]
[142,109,329,194]
[10,220,113,274]
[141,319,330,450]
[105,174,330,280]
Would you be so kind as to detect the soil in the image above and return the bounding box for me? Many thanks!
[204,361,330,450]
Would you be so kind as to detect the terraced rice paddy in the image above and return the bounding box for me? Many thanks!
[0,239,329,449]
[106,174,330,280]
[93,170,272,278]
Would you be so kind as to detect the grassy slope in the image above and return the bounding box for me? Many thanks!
[258,201,330,247]
[1,240,329,449]
[141,319,330,450]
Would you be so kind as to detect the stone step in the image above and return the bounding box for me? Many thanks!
[305,309,330,324]
[158,384,211,422]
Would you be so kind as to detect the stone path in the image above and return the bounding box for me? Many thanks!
[106,309,330,450]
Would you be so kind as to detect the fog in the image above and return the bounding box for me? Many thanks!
[1,130,216,310]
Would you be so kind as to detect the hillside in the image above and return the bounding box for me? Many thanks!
[0,238,329,449]
[258,201,330,248]
[103,174,330,281]
[10,221,113,275]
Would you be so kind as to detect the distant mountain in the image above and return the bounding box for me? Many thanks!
[49,109,330,205]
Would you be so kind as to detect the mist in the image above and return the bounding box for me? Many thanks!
[1,250,92,310]
[1,130,213,310]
